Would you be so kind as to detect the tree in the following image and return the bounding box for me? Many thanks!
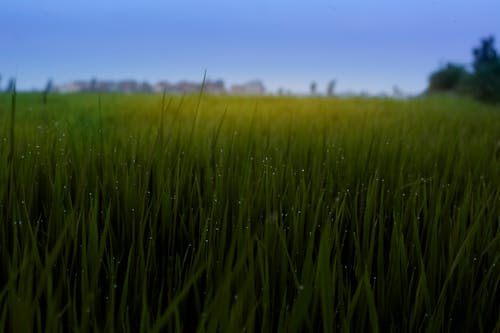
[310,81,317,96]
[428,63,469,93]
[426,35,500,104]
[89,78,97,92]
[473,36,498,71]
[327,80,336,96]
[5,78,16,93]
[471,36,500,103]
[43,79,54,107]
[44,79,54,93]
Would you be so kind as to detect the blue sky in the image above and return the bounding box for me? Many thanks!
[1,0,500,94]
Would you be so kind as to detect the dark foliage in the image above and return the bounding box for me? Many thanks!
[471,36,500,103]
[5,78,16,93]
[428,63,469,92]
[427,35,500,104]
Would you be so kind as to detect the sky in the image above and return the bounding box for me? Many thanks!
[1,0,500,95]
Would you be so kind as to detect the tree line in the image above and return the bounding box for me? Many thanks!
[427,36,500,103]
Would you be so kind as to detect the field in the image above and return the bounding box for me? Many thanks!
[0,92,499,332]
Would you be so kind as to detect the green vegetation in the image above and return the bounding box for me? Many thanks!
[0,93,499,332]
[427,36,500,104]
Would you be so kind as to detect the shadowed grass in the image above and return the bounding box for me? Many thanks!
[0,93,499,332]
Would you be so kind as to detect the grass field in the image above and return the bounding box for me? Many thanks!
[0,92,499,332]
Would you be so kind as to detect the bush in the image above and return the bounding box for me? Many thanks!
[428,63,469,93]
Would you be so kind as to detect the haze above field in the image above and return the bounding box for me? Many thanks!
[2,0,499,95]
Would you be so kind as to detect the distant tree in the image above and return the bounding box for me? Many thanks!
[140,81,153,93]
[393,85,404,98]
[473,36,499,70]
[43,79,53,110]
[428,63,469,93]
[327,80,336,96]
[89,78,97,92]
[0,74,2,91]
[44,79,54,93]
[5,78,16,93]
[40,79,53,121]
[426,35,500,103]
[471,36,500,103]
[310,81,317,96]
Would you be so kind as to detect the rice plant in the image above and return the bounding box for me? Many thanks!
[0,93,499,332]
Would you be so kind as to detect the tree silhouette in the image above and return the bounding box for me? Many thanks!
[42,79,53,120]
[327,80,336,96]
[428,63,468,92]
[473,36,499,70]
[310,81,317,96]
[427,35,500,103]
[5,78,16,93]
[44,79,54,94]
[471,36,500,102]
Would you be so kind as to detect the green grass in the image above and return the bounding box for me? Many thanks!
[0,93,499,332]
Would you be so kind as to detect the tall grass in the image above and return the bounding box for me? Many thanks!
[0,93,499,332]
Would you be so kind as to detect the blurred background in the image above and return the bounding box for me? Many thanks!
[1,0,499,96]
